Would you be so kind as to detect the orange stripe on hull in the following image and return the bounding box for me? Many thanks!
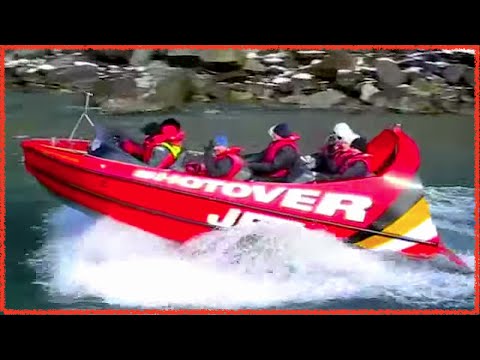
[356,197,431,249]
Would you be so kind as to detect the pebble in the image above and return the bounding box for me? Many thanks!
[263,57,284,64]
[271,52,290,58]
[74,61,98,67]
[272,77,291,84]
[292,73,313,80]
[204,109,221,114]
[403,67,423,73]
[297,50,325,55]
[268,65,287,72]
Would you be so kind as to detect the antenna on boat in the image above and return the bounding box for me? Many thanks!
[68,91,96,140]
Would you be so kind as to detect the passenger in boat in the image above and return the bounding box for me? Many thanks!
[202,135,251,180]
[121,118,183,160]
[245,123,308,182]
[120,118,185,168]
[304,123,368,173]
[332,122,368,152]
[314,138,373,180]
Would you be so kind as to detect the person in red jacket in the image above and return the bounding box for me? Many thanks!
[316,137,373,180]
[246,123,307,182]
[332,122,368,152]
[202,135,251,180]
[121,118,185,168]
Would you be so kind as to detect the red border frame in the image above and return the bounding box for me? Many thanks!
[1,47,5,314]
[1,44,478,315]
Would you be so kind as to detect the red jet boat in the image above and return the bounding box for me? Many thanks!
[20,95,469,270]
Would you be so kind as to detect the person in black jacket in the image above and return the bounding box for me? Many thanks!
[246,123,308,183]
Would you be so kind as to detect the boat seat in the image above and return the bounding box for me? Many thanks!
[366,129,398,174]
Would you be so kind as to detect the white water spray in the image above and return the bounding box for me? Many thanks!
[28,193,475,310]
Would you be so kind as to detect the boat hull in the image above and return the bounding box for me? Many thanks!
[20,127,468,268]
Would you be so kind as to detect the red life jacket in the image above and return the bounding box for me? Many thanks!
[121,125,185,166]
[143,126,185,164]
[262,133,301,178]
[185,162,207,176]
[121,139,144,159]
[329,141,372,175]
[185,146,244,179]
[214,146,245,180]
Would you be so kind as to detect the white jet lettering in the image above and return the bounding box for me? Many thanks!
[222,183,252,198]
[178,176,204,189]
[314,193,372,222]
[252,185,287,203]
[131,170,374,223]
[280,189,321,212]
[206,209,242,227]
[206,209,301,228]
[153,172,171,182]
[134,169,156,180]
[203,179,224,193]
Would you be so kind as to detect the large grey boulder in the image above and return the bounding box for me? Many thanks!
[375,57,407,88]
[462,67,474,87]
[279,89,347,108]
[309,51,356,80]
[166,50,201,68]
[243,58,267,73]
[85,50,133,64]
[45,64,99,90]
[442,64,467,84]
[130,50,154,66]
[199,50,247,72]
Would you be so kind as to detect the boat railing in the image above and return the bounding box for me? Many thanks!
[68,91,96,140]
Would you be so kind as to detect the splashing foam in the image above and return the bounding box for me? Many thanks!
[29,205,474,310]
[425,186,476,238]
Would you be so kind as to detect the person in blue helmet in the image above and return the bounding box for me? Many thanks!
[202,135,251,180]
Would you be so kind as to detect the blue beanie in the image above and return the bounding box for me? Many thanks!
[214,135,229,147]
[272,123,292,138]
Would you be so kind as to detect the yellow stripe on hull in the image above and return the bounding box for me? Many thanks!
[356,197,431,249]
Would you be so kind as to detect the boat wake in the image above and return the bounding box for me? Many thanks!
[28,186,475,310]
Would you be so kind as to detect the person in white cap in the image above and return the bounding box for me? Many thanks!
[332,122,367,152]
[303,123,369,179]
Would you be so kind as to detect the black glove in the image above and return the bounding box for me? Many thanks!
[204,139,215,153]
[244,153,260,163]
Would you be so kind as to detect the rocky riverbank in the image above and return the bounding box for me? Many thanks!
[5,49,475,115]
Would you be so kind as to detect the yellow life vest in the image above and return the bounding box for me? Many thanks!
[160,142,182,159]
